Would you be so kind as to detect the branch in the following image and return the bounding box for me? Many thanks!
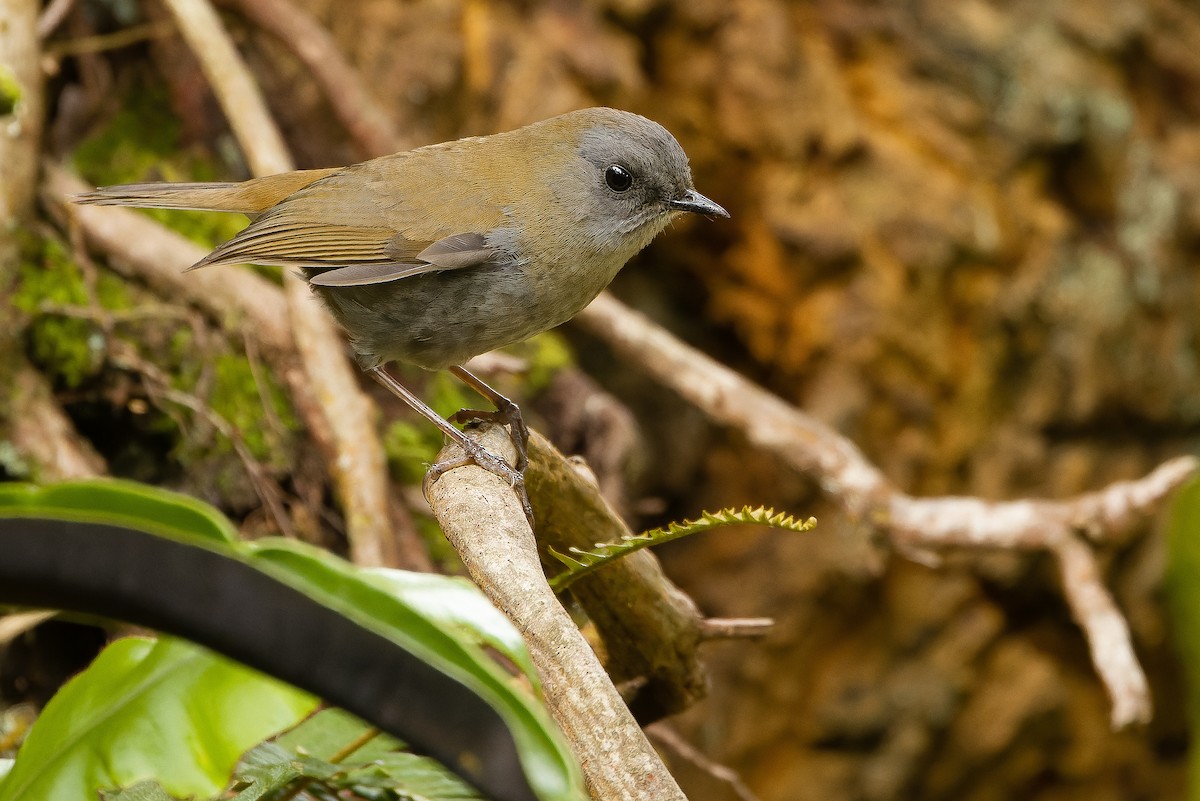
[525,432,708,723]
[1,1,105,483]
[425,425,689,801]
[0,0,42,227]
[159,0,395,567]
[9,362,107,479]
[215,0,403,157]
[575,292,1198,728]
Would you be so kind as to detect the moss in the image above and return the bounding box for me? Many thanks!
[0,66,22,117]
[515,331,574,393]
[12,235,132,388]
[415,514,466,574]
[71,79,245,250]
[202,353,298,464]
[382,420,441,485]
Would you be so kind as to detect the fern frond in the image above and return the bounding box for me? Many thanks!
[548,506,816,591]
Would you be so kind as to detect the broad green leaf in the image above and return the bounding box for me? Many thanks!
[0,637,317,801]
[361,568,537,682]
[242,538,577,799]
[0,479,237,543]
[0,480,585,801]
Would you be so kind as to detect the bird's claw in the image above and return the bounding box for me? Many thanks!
[451,403,530,473]
[428,434,534,526]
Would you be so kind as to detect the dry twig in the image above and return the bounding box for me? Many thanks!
[646,722,763,801]
[576,292,1197,727]
[216,0,402,157]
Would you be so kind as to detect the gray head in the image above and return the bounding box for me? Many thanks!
[544,108,728,256]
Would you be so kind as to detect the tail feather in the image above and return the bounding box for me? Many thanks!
[72,167,343,215]
[73,182,254,213]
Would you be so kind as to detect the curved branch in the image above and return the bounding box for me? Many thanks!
[425,425,690,801]
[576,291,1198,727]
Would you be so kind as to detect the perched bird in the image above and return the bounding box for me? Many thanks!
[75,107,728,521]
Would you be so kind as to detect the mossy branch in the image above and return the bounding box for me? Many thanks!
[548,507,816,591]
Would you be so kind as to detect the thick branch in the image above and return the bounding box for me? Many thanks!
[9,364,107,479]
[0,0,42,227]
[576,291,1198,727]
[426,425,689,801]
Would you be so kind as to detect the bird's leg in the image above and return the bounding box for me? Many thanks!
[447,365,530,473]
[368,366,534,524]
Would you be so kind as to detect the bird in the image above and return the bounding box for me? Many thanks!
[75,107,728,522]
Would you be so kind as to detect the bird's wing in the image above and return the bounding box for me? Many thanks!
[185,160,508,284]
[307,232,495,286]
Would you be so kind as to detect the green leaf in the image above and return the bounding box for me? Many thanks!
[549,505,817,590]
[0,478,237,543]
[272,707,395,760]
[360,568,539,681]
[343,752,481,799]
[0,479,585,801]
[230,742,322,801]
[0,637,317,801]
[242,538,579,799]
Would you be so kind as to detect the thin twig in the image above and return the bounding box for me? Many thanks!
[110,344,295,539]
[575,291,1197,728]
[216,0,402,157]
[646,723,763,801]
[43,21,175,57]
[241,329,288,456]
[36,0,74,39]
[700,618,775,640]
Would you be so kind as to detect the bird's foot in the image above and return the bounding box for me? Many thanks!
[451,402,530,473]
[428,432,534,526]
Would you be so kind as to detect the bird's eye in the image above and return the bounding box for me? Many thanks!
[604,165,633,192]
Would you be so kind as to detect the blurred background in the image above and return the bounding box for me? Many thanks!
[5,0,1200,799]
